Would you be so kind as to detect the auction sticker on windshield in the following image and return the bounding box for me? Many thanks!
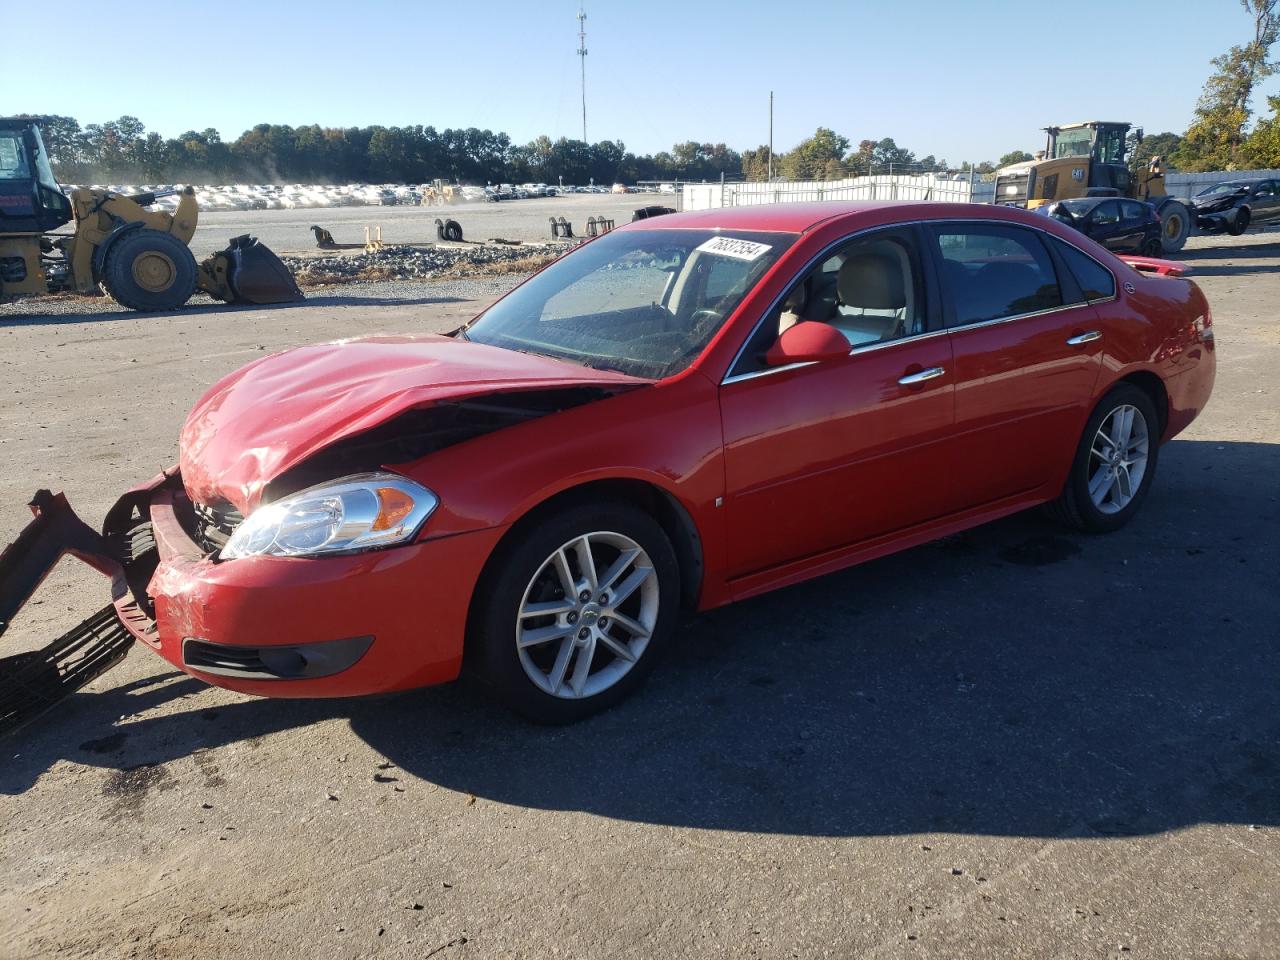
[696,236,773,261]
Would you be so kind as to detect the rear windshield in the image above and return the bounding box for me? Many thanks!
[463,228,797,379]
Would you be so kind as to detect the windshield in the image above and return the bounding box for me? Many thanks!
[0,134,32,180]
[1053,128,1093,159]
[1198,182,1251,196]
[463,228,797,379]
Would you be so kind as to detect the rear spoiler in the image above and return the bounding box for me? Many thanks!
[1117,255,1189,277]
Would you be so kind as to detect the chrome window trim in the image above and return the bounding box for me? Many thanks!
[718,216,1118,387]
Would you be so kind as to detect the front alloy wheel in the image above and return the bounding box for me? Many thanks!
[517,531,658,699]
[469,500,679,723]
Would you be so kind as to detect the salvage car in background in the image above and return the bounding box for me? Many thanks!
[1191,178,1280,235]
[1041,197,1164,255]
[1,202,1216,729]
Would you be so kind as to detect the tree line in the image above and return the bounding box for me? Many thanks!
[15,115,746,186]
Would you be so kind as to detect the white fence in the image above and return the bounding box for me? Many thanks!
[681,175,992,211]
[682,168,1280,211]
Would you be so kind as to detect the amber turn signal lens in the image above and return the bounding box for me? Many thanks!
[372,486,417,531]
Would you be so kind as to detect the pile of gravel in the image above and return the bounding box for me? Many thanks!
[281,243,567,286]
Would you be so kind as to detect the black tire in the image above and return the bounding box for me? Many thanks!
[99,229,197,311]
[1158,200,1191,253]
[443,219,463,242]
[1142,236,1163,256]
[1228,207,1251,236]
[467,500,681,723]
[1046,383,1161,533]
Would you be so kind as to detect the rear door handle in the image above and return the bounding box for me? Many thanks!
[1067,331,1102,345]
[898,366,946,386]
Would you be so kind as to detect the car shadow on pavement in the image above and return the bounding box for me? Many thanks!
[0,294,469,328]
[5,438,1278,840]
[1181,240,1280,277]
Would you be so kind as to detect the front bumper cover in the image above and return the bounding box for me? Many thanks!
[2,472,506,705]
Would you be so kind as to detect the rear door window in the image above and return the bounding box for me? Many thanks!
[1091,201,1121,226]
[929,223,1064,326]
[1049,237,1116,302]
[1120,200,1148,221]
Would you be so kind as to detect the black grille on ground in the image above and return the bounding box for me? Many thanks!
[0,605,134,737]
[191,501,243,554]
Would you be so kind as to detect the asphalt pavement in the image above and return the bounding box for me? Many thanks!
[0,232,1276,960]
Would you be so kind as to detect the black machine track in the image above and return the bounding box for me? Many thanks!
[0,605,134,738]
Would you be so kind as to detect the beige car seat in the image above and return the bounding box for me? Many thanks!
[830,241,912,346]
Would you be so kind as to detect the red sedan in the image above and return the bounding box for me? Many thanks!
[2,201,1215,724]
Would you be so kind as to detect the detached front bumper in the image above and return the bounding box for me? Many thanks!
[3,473,506,703]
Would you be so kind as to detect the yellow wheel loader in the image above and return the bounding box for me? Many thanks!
[0,120,302,311]
[992,121,1192,254]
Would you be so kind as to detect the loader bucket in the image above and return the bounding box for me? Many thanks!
[0,491,134,737]
[221,234,304,304]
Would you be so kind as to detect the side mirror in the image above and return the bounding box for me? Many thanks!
[765,321,849,367]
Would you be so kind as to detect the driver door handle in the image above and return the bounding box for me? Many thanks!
[1067,331,1102,346]
[898,366,946,386]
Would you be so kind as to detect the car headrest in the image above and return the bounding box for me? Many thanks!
[837,251,906,311]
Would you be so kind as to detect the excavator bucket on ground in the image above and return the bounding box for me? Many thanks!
[201,234,304,305]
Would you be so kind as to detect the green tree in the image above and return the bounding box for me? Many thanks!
[1128,131,1183,173]
[740,145,771,181]
[1174,0,1280,170]
[998,150,1034,167]
[780,127,850,179]
[1242,94,1280,165]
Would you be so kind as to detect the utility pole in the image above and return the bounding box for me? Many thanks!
[767,90,774,181]
[577,7,588,143]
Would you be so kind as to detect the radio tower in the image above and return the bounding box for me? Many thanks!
[577,6,588,143]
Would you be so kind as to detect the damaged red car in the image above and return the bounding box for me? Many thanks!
[1,201,1215,726]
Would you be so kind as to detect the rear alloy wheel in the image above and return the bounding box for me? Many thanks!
[1228,207,1251,236]
[469,501,680,723]
[1142,236,1163,256]
[100,229,197,311]
[1047,383,1160,533]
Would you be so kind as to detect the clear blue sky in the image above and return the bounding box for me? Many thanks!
[2,0,1272,163]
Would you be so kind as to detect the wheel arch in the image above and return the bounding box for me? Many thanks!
[461,476,705,677]
[476,477,706,617]
[1114,370,1169,437]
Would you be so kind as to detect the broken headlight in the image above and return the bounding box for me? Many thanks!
[221,473,438,559]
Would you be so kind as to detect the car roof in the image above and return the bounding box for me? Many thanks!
[615,200,1066,235]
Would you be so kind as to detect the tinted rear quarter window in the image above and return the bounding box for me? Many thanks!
[1050,237,1116,302]
[931,224,1063,325]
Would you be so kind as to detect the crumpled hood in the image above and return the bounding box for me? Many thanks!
[180,334,646,514]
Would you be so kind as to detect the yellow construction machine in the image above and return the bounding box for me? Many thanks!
[1,120,301,311]
[992,121,1192,253]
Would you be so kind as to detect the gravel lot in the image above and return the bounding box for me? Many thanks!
[0,230,1277,959]
[194,193,649,256]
